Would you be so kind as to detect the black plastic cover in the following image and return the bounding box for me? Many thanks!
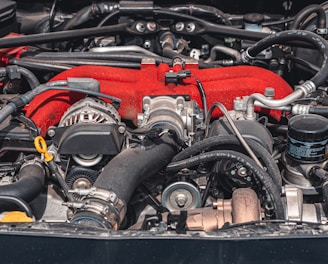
[57,123,124,155]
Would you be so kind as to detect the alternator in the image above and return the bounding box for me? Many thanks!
[59,97,120,127]
[53,97,124,167]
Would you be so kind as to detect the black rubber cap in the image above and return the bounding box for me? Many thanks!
[243,13,264,24]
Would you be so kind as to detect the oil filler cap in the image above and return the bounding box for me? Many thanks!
[287,114,328,163]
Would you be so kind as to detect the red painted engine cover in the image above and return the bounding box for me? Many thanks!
[25,63,293,134]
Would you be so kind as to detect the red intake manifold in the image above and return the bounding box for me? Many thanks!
[25,63,293,134]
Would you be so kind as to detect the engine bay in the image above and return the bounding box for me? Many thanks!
[1,0,328,235]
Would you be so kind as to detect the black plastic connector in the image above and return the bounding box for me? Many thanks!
[165,70,191,84]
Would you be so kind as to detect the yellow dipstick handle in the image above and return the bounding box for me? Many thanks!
[34,136,53,162]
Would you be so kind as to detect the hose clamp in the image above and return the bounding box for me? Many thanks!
[70,187,119,204]
[20,158,44,172]
[241,48,255,64]
[295,80,316,95]
[68,187,126,230]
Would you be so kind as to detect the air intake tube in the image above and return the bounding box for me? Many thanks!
[0,160,45,211]
[70,134,178,229]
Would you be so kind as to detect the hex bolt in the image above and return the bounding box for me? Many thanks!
[118,126,126,134]
[48,128,56,137]
[175,194,187,207]
[175,22,184,31]
[143,103,150,111]
[237,167,248,177]
[147,22,157,31]
[186,22,196,32]
[136,22,146,33]
[264,87,275,98]
[143,40,151,49]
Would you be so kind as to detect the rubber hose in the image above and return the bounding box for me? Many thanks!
[74,134,177,228]
[0,66,39,89]
[309,107,328,117]
[172,135,282,187]
[35,52,172,64]
[0,195,33,218]
[16,67,40,89]
[13,58,140,70]
[10,58,72,72]
[93,134,177,204]
[291,4,326,30]
[0,23,128,49]
[247,30,328,87]
[169,4,231,25]
[167,150,285,219]
[64,2,119,30]
[0,162,45,208]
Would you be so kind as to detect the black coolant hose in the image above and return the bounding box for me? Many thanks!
[243,30,328,87]
[71,134,178,229]
[0,23,128,49]
[16,66,40,88]
[34,52,172,65]
[0,196,33,218]
[0,162,45,208]
[64,2,119,30]
[290,4,326,30]
[171,135,282,188]
[169,4,231,25]
[95,135,177,202]
[0,66,40,90]
[167,150,285,219]
[0,78,121,125]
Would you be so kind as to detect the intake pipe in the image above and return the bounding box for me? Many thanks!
[70,134,178,229]
[0,160,45,211]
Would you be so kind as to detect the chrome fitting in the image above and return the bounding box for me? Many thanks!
[291,104,311,115]
[295,80,316,95]
[241,48,255,64]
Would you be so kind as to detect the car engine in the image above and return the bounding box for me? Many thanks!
[1,0,328,234]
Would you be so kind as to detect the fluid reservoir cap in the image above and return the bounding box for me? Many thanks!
[243,13,264,25]
[287,114,328,163]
